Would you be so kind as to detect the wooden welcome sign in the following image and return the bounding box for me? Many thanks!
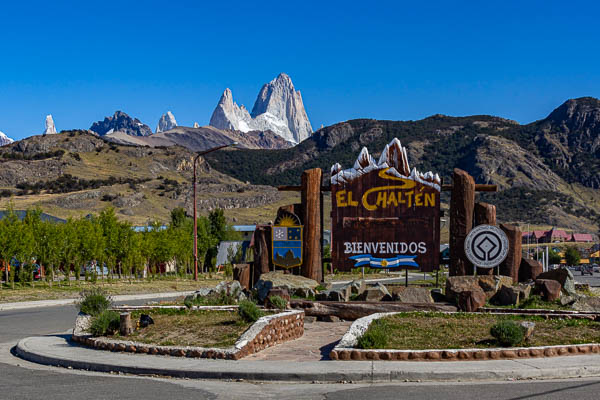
[331,139,441,272]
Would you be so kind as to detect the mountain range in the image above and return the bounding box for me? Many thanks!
[0,131,14,146]
[206,97,600,232]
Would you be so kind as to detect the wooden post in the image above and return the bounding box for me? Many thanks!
[252,226,272,284]
[120,312,133,336]
[474,202,497,276]
[301,168,323,282]
[499,224,522,282]
[449,169,475,276]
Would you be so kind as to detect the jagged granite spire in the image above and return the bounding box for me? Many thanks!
[156,111,178,133]
[43,115,57,135]
[90,111,152,137]
[0,130,14,146]
[209,73,313,144]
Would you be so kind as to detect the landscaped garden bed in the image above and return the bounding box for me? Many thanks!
[330,311,600,361]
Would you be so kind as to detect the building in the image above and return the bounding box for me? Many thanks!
[522,227,595,244]
[569,233,594,243]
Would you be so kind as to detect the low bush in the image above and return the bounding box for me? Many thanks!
[357,319,390,349]
[78,287,111,316]
[490,320,524,347]
[89,310,120,336]
[268,295,287,310]
[238,300,263,323]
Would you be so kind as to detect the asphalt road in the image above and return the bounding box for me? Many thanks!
[1,300,600,399]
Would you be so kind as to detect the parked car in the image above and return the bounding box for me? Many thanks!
[581,265,594,276]
[80,263,109,276]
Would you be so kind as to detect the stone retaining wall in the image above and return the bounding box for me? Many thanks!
[330,311,600,361]
[72,309,304,360]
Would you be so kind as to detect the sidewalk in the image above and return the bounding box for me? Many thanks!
[0,291,194,312]
[16,335,600,383]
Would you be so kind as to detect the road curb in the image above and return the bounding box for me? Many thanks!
[0,291,195,312]
[14,336,600,383]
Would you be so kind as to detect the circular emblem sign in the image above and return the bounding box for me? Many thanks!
[464,225,509,268]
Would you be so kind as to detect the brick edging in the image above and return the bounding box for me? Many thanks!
[73,309,304,360]
[330,311,600,361]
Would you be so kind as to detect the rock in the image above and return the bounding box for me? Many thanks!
[139,314,154,328]
[347,279,366,295]
[514,283,532,302]
[430,288,446,302]
[499,224,522,283]
[572,297,600,312]
[391,287,434,303]
[304,316,316,323]
[329,286,351,302]
[446,276,479,302]
[74,312,92,335]
[0,130,14,146]
[43,114,57,135]
[209,73,313,144]
[156,111,177,133]
[560,295,578,306]
[293,287,316,299]
[537,267,576,297]
[90,111,152,137]
[265,287,290,308]
[233,264,250,290]
[519,258,543,282]
[519,321,535,341]
[254,271,319,302]
[491,285,519,306]
[358,283,390,302]
[534,279,562,301]
[457,288,486,312]
[193,122,200,128]
[477,275,513,299]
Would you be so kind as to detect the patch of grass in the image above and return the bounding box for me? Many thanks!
[184,291,239,308]
[357,312,600,350]
[121,309,252,348]
[357,319,391,349]
[268,295,288,310]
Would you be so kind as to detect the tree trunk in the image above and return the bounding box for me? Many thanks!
[449,168,475,276]
[301,168,323,282]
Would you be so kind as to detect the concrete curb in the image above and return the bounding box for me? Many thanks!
[15,335,600,383]
[0,291,195,312]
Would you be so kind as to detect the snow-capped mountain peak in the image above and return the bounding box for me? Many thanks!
[156,111,178,133]
[0,130,14,146]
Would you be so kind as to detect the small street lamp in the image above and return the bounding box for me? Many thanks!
[193,141,238,281]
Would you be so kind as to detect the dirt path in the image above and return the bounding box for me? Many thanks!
[244,320,352,361]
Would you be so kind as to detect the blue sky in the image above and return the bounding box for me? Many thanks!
[1,1,599,140]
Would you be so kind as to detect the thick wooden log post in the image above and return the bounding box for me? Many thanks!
[474,202,497,275]
[499,223,522,282]
[301,168,323,282]
[120,312,133,336]
[252,225,273,285]
[449,169,475,276]
[233,263,250,290]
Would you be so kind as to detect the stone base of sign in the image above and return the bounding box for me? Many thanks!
[329,311,600,361]
[72,308,304,361]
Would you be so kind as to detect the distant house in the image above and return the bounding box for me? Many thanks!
[540,227,570,243]
[521,230,545,244]
[216,240,250,267]
[569,233,594,243]
[232,225,256,241]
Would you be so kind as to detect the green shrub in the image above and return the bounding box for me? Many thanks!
[490,320,524,347]
[238,300,263,323]
[268,295,287,310]
[78,287,111,316]
[315,284,327,292]
[357,319,390,349]
[89,310,120,336]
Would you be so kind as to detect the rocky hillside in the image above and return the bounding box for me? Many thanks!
[91,111,153,137]
[206,98,600,232]
[0,131,292,225]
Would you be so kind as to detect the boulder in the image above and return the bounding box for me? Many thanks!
[215,280,243,297]
[536,267,576,297]
[572,297,600,312]
[74,312,92,335]
[519,258,543,282]
[358,283,390,302]
[430,288,446,302]
[534,279,562,301]
[519,321,535,341]
[446,276,479,302]
[457,288,486,312]
[293,287,316,299]
[347,279,366,296]
[265,287,290,308]
[491,285,520,306]
[391,287,434,303]
[560,295,578,306]
[254,271,319,302]
[514,283,532,302]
